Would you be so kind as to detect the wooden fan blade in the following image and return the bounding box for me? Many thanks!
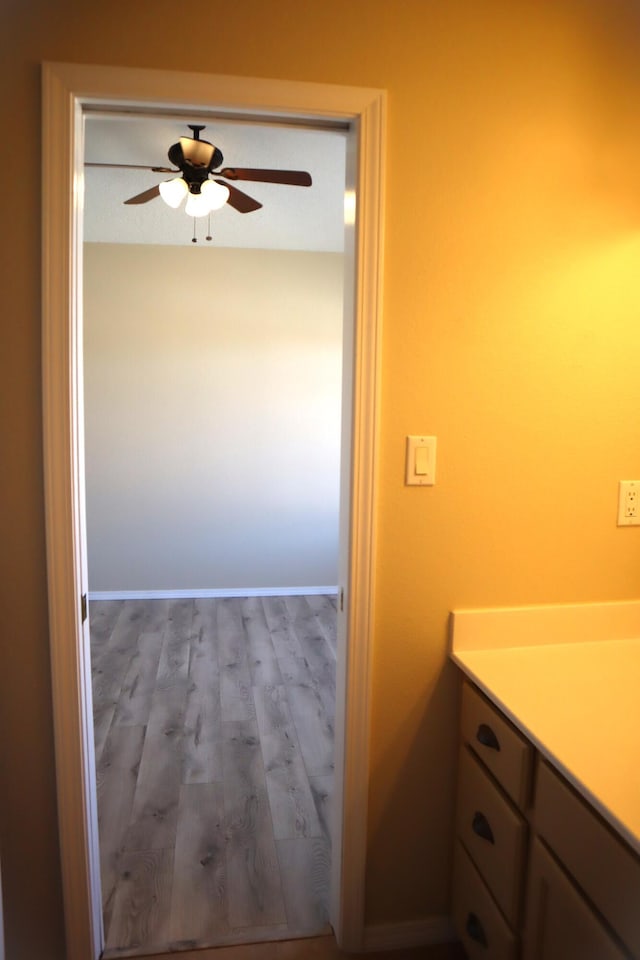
[86,162,177,173]
[218,167,312,186]
[216,180,263,213]
[124,184,161,205]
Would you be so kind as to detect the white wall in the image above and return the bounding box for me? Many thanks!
[83,243,344,592]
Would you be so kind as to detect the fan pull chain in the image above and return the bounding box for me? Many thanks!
[191,218,197,243]
[206,213,212,242]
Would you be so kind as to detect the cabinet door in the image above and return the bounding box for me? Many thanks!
[523,839,627,960]
[535,758,640,957]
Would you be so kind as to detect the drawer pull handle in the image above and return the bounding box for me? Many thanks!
[472,811,495,844]
[466,911,488,948]
[476,722,500,751]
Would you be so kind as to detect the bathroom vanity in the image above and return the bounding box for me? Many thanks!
[449,601,640,959]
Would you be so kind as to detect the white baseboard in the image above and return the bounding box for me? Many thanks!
[88,585,339,601]
[363,916,456,952]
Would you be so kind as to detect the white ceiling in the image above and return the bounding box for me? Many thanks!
[83,113,347,251]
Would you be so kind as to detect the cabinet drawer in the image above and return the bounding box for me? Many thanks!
[456,745,527,926]
[535,759,640,958]
[452,840,518,960]
[461,682,532,808]
[523,838,628,960]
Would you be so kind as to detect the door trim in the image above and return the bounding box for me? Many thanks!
[42,60,385,960]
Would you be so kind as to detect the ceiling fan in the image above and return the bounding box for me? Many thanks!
[86,123,313,218]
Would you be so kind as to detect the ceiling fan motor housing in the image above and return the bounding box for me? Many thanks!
[168,137,224,193]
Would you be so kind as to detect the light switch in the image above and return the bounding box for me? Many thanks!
[415,446,429,475]
[406,435,436,486]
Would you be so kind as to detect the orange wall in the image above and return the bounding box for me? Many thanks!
[3,1,640,955]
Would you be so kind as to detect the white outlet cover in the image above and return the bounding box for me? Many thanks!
[617,480,640,526]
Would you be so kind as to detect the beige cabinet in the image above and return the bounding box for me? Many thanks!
[452,680,640,959]
[455,745,527,926]
[452,682,532,955]
[523,838,627,960]
[452,839,518,960]
[533,759,640,958]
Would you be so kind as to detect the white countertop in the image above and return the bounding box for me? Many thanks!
[450,602,640,855]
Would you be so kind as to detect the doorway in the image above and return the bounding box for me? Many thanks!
[42,62,384,960]
[83,112,345,953]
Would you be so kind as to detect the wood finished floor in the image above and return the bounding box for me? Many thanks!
[90,595,337,958]
[138,935,466,960]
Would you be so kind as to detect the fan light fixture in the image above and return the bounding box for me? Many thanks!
[89,124,313,230]
[201,179,230,211]
[184,190,210,218]
[160,176,231,218]
[159,177,188,208]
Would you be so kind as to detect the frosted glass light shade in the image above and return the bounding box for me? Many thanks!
[185,190,211,218]
[201,179,230,211]
[159,177,188,208]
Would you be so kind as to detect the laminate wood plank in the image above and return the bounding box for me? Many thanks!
[285,597,336,683]
[311,679,336,734]
[219,599,256,722]
[104,847,174,953]
[308,775,334,846]
[305,595,338,658]
[92,600,149,764]
[192,597,218,643]
[261,597,313,685]
[112,632,163,727]
[222,720,287,928]
[168,782,228,945]
[156,602,193,691]
[241,597,283,688]
[182,601,223,784]
[138,598,171,634]
[89,599,125,656]
[93,701,119,772]
[276,837,331,935]
[93,601,149,669]
[286,683,334,779]
[253,684,322,840]
[124,635,188,850]
[96,724,147,934]
[284,597,336,719]
[166,597,195,634]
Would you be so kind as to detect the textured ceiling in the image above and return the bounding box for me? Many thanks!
[83,113,347,251]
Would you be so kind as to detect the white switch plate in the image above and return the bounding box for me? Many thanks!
[406,435,436,486]
[617,480,640,526]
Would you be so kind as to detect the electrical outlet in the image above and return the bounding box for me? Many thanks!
[617,481,640,526]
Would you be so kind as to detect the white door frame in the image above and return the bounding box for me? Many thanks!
[42,61,384,960]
